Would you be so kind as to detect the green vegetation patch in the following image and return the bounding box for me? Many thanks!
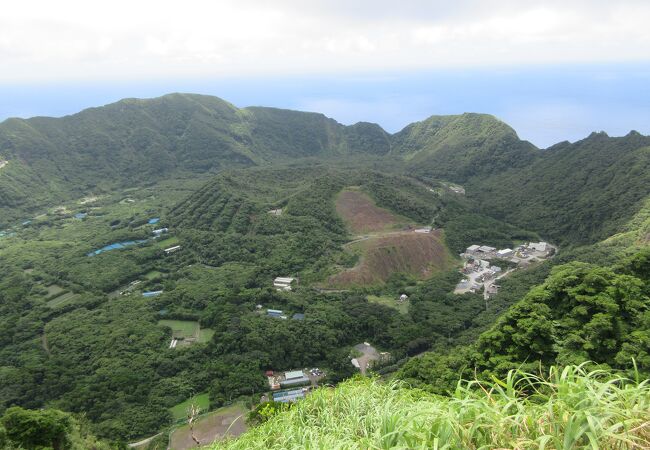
[169,393,210,421]
[158,320,200,339]
[45,284,65,296]
[153,236,179,249]
[144,270,163,280]
[198,329,216,343]
[367,295,408,314]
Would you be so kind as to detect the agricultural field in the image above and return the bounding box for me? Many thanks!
[46,292,79,308]
[159,320,216,347]
[170,393,210,421]
[169,404,248,450]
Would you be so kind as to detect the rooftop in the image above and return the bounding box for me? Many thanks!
[285,370,305,380]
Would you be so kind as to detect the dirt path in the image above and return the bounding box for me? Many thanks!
[483,268,516,300]
[342,230,419,248]
[353,343,380,375]
[128,433,162,448]
[41,333,51,356]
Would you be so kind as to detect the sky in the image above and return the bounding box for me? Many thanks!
[1,0,650,147]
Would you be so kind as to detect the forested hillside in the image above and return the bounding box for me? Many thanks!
[469,132,650,246]
[392,112,538,181]
[0,94,393,225]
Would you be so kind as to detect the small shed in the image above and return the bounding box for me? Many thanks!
[164,245,181,254]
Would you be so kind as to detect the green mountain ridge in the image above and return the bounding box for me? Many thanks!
[0,94,532,225]
[3,93,648,248]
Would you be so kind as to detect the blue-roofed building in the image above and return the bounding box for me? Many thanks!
[292,313,305,321]
[272,388,306,403]
[148,218,160,224]
[267,309,283,318]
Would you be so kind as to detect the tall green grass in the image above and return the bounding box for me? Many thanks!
[210,364,650,449]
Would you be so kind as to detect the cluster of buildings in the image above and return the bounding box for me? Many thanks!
[265,368,325,403]
[462,242,552,264]
[267,369,311,390]
[456,241,554,297]
[456,260,503,295]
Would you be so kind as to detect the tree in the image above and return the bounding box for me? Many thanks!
[1,407,73,450]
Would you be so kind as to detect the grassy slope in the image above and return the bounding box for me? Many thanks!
[211,366,650,449]
[170,393,210,421]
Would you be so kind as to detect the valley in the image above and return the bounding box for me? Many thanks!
[0,94,648,449]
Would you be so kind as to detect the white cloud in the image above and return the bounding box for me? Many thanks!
[0,0,649,82]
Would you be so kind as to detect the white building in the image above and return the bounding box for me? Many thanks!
[497,248,514,258]
[164,245,181,254]
[274,277,295,291]
[529,242,548,253]
[466,244,481,254]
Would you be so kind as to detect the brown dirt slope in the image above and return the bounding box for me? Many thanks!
[335,189,405,234]
[328,230,453,287]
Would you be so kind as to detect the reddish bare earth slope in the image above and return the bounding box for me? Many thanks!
[329,230,452,286]
[335,189,405,233]
[329,189,453,287]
